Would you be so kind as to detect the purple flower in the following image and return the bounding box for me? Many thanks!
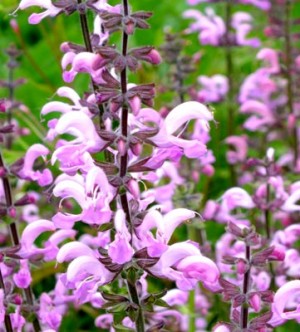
[17,0,61,24]
[273,280,300,320]
[52,167,115,228]
[225,135,248,164]
[149,101,213,158]
[197,75,229,103]
[13,260,32,289]
[17,144,53,186]
[240,100,275,131]
[108,210,134,264]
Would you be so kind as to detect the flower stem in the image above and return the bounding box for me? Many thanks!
[188,289,196,332]
[240,245,250,329]
[0,153,41,331]
[224,0,236,185]
[119,1,145,330]
[187,224,198,332]
[265,183,271,240]
[126,280,146,332]
[77,0,106,130]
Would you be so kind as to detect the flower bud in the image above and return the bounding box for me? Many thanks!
[249,293,261,312]
[10,19,20,33]
[236,259,247,275]
[128,95,141,115]
[8,207,17,218]
[131,143,142,156]
[126,179,140,199]
[147,49,162,65]
[269,246,285,261]
[117,138,127,156]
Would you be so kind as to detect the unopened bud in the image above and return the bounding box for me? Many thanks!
[128,95,141,115]
[249,293,261,312]
[131,142,142,156]
[147,49,161,65]
[8,207,17,218]
[127,179,140,199]
[117,138,127,156]
[201,164,215,177]
[269,246,285,261]
[12,294,23,305]
[124,17,135,35]
[236,259,247,275]
[10,19,19,33]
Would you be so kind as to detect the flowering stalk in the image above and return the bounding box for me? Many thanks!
[0,48,42,329]
[216,223,280,331]
[284,0,298,166]
[240,244,250,329]
[0,150,41,331]
[118,2,145,329]
[77,0,107,133]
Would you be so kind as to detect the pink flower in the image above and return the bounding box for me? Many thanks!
[148,101,213,158]
[197,75,228,103]
[240,100,275,131]
[17,144,53,186]
[19,219,56,258]
[17,0,61,24]
[108,210,134,264]
[257,48,280,74]
[149,242,220,291]
[225,135,248,164]
[184,8,225,46]
[13,260,32,289]
[52,167,115,229]
[273,280,300,320]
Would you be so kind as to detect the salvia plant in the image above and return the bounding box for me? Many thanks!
[0,0,299,331]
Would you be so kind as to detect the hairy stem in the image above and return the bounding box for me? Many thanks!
[0,153,41,331]
[240,245,250,329]
[119,1,145,330]
[126,280,146,332]
[284,0,298,166]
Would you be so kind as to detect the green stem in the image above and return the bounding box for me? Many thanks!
[187,226,197,332]
[126,281,145,332]
[224,0,236,185]
[188,290,196,332]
